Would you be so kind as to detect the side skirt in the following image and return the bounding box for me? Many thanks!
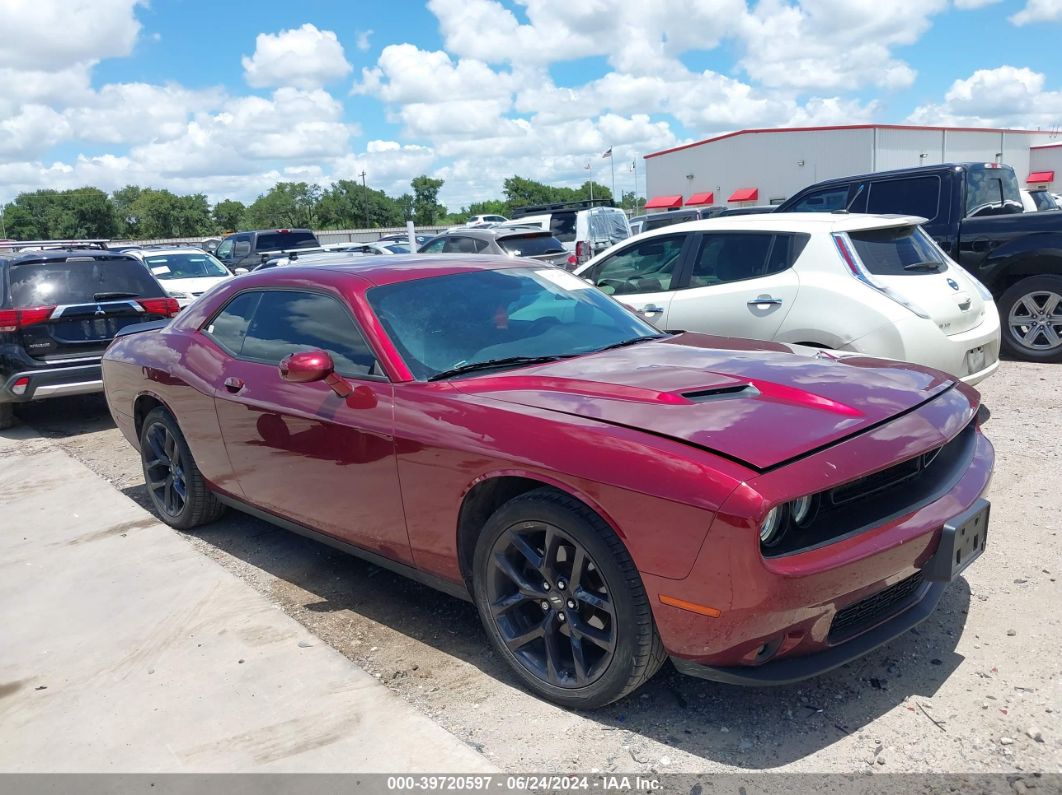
[214,493,472,603]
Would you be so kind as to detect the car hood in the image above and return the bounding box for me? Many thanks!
[453,333,956,470]
[161,275,232,294]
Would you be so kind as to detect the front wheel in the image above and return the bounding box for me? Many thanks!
[472,488,665,708]
[140,407,225,530]
[999,275,1062,362]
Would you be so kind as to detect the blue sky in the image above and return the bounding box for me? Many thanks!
[3,0,1062,210]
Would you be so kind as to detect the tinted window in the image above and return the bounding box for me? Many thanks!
[965,167,1022,217]
[688,233,774,287]
[644,214,689,232]
[238,291,377,376]
[442,236,482,254]
[215,239,235,259]
[549,212,576,242]
[498,235,566,256]
[847,226,946,276]
[590,235,686,295]
[866,177,940,220]
[144,252,230,280]
[368,267,657,380]
[255,231,318,251]
[788,187,849,212]
[1030,190,1058,211]
[420,238,447,253]
[204,291,261,352]
[8,257,164,307]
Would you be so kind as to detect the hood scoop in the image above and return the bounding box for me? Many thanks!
[682,383,760,403]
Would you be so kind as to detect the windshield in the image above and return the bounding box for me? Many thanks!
[367,267,659,380]
[8,256,164,306]
[256,231,318,251]
[498,235,566,256]
[144,252,229,280]
[847,226,947,275]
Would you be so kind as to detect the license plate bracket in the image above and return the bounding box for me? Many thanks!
[924,499,989,582]
[966,346,986,375]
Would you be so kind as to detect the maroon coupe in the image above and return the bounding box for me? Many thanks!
[102,256,993,707]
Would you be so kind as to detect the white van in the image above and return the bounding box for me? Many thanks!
[501,202,631,269]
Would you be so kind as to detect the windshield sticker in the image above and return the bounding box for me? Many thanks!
[150,266,171,275]
[535,268,592,290]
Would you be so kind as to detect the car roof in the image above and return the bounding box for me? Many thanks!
[439,227,551,239]
[132,247,210,256]
[0,248,139,265]
[633,212,928,237]
[274,254,526,287]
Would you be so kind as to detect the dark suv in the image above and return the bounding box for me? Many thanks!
[0,247,179,428]
[213,229,321,272]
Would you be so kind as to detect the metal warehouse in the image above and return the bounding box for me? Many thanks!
[642,124,1062,211]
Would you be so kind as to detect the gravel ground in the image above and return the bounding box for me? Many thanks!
[12,360,1061,775]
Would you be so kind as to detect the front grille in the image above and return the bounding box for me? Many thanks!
[829,572,924,642]
[829,448,940,507]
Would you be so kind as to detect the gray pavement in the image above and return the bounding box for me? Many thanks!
[0,428,494,773]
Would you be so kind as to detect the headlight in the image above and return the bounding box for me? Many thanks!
[790,495,813,525]
[759,507,784,547]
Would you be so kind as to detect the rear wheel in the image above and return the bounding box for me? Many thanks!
[0,403,13,430]
[140,407,225,530]
[999,275,1062,363]
[472,488,665,708]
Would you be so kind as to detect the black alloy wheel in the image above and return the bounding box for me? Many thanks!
[473,488,665,708]
[139,407,225,530]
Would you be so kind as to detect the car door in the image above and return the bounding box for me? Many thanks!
[214,237,236,270]
[665,232,800,341]
[206,288,411,563]
[584,233,694,326]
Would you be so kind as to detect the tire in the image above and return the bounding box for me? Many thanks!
[998,275,1062,363]
[139,407,225,530]
[472,488,665,708]
[0,403,13,430]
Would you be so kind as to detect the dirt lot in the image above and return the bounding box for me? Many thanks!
[13,360,1061,774]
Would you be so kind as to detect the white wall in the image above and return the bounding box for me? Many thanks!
[1029,146,1062,190]
[644,127,1062,208]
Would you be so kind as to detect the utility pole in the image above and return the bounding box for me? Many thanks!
[359,170,368,229]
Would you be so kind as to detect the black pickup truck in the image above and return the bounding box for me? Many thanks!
[213,228,320,273]
[778,162,1062,362]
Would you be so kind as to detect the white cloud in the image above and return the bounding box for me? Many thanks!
[242,23,353,89]
[1010,0,1062,25]
[953,0,1000,8]
[355,30,373,51]
[908,66,1062,127]
[0,0,142,71]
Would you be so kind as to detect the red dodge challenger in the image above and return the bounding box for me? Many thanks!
[102,256,993,708]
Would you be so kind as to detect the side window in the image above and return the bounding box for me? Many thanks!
[866,176,941,221]
[234,234,252,258]
[215,238,235,260]
[420,238,447,253]
[239,290,378,377]
[590,234,686,295]
[443,236,479,254]
[688,233,773,287]
[204,291,262,354]
[788,187,850,213]
[549,213,576,242]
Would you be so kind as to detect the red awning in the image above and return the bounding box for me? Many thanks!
[1027,170,1055,183]
[728,188,758,202]
[686,191,715,206]
[644,194,684,210]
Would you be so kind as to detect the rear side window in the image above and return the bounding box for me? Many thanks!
[442,236,485,254]
[498,235,566,256]
[965,167,1022,217]
[866,177,941,221]
[255,231,318,251]
[688,233,774,287]
[847,226,946,275]
[8,257,164,307]
[787,187,849,212]
[239,290,377,376]
[205,291,261,352]
[549,213,576,242]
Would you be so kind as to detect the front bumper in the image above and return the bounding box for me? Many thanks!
[1,363,103,404]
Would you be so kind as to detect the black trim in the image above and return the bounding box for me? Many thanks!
[670,580,947,686]
[213,493,471,602]
[1,363,102,403]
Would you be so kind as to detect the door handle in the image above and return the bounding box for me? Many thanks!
[223,376,245,393]
[640,304,665,316]
[747,296,783,307]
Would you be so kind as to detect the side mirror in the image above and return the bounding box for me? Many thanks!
[279,350,334,383]
[234,267,249,275]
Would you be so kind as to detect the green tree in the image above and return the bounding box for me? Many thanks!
[463,199,511,220]
[395,193,415,222]
[126,189,212,239]
[411,175,445,225]
[212,199,246,233]
[1,188,117,240]
[502,176,557,208]
[243,182,322,229]
[317,181,404,229]
[112,185,145,237]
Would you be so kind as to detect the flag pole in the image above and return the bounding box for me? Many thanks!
[610,150,615,200]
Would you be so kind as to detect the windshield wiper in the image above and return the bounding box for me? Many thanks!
[93,291,140,300]
[592,333,671,353]
[427,354,575,381]
[903,261,943,272]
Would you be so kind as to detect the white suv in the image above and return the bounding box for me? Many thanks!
[127,246,233,308]
[501,205,631,268]
[575,213,1001,384]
